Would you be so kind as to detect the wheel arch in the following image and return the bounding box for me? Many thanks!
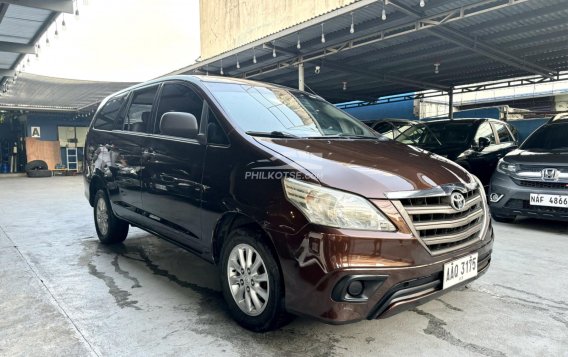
[212,212,282,272]
[89,175,106,207]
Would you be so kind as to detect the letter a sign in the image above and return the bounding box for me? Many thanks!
[31,126,41,138]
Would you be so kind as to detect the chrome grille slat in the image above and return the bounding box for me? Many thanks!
[398,185,486,254]
[421,222,483,245]
[413,208,484,230]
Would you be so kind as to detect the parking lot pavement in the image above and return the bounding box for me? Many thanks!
[0,176,566,356]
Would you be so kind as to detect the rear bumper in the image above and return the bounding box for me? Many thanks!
[489,172,568,221]
[271,223,494,324]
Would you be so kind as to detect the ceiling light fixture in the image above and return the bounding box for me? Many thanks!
[220,59,224,75]
[382,0,387,20]
[434,62,440,74]
[350,12,355,34]
[236,54,240,69]
[342,81,347,91]
[420,0,425,7]
[253,47,257,63]
[321,23,326,43]
[297,32,301,49]
[272,41,276,57]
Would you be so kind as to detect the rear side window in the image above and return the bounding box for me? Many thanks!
[494,122,513,143]
[93,94,127,130]
[155,83,204,135]
[123,86,159,133]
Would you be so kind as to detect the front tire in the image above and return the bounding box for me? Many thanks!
[220,228,290,332]
[93,189,129,244]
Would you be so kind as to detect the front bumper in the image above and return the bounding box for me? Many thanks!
[489,172,568,221]
[270,222,494,324]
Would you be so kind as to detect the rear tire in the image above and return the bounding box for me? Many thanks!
[93,189,129,244]
[219,227,291,332]
[491,213,515,223]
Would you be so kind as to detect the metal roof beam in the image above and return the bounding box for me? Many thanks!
[0,41,35,54]
[323,61,450,91]
[387,0,558,79]
[0,0,74,13]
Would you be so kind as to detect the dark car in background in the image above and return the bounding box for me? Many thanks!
[363,118,418,139]
[395,118,519,185]
[489,116,568,222]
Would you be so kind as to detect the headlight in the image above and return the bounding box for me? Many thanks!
[496,159,518,175]
[283,178,396,231]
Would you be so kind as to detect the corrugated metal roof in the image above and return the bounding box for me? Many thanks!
[0,73,135,111]
[175,0,568,104]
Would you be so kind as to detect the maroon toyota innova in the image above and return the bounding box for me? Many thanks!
[83,75,493,331]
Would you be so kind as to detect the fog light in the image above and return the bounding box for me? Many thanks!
[347,280,364,297]
[489,193,504,203]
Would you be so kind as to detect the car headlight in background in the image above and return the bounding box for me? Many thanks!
[496,159,518,175]
[283,178,396,231]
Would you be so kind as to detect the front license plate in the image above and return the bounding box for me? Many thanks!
[443,253,478,290]
[530,193,568,208]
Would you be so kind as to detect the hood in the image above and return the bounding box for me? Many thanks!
[255,138,472,199]
[504,149,568,167]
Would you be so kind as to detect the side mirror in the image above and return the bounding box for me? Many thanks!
[160,112,198,139]
[477,137,490,151]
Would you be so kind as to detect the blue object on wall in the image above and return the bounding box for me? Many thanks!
[337,97,417,121]
[453,107,502,119]
[509,118,548,143]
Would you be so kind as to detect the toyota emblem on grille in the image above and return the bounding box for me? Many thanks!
[450,192,466,211]
[541,168,559,181]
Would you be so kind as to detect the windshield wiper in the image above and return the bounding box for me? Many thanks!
[245,131,299,138]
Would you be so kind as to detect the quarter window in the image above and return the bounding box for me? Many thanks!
[474,122,496,145]
[494,123,513,143]
[93,93,127,131]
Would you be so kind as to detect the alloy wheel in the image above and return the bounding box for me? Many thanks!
[96,197,109,236]
[227,243,270,316]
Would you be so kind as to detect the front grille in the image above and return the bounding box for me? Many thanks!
[400,188,485,254]
[519,165,568,174]
[516,180,568,190]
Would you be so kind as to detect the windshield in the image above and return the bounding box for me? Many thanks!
[205,82,377,138]
[521,123,568,152]
[396,122,474,147]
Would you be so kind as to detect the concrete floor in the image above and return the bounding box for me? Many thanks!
[0,176,566,357]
